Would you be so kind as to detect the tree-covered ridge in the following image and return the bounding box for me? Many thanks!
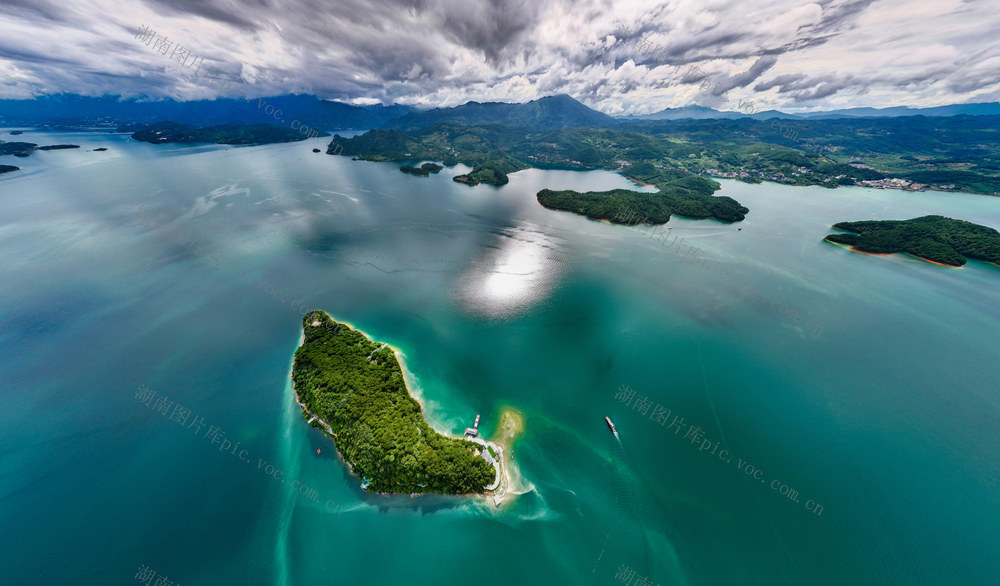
[630,116,1000,195]
[0,164,19,174]
[825,215,1000,267]
[131,121,328,145]
[326,123,745,218]
[291,311,495,494]
[327,117,1000,196]
[384,94,618,131]
[328,123,675,172]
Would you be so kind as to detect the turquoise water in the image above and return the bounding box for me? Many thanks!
[1,131,998,584]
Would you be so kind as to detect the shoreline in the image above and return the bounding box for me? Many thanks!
[291,311,521,504]
[823,237,965,267]
[623,174,656,187]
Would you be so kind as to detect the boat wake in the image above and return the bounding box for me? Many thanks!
[274,376,301,586]
[591,438,627,579]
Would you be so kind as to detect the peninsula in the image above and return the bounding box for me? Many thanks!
[292,311,515,497]
[537,162,748,223]
[324,124,746,219]
[825,215,1000,267]
[130,121,328,145]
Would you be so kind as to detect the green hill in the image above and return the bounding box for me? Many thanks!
[825,215,1000,266]
[292,311,495,495]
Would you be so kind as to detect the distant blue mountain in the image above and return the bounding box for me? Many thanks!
[3,94,996,131]
[623,105,747,120]
[796,103,1000,118]
[386,94,619,130]
[621,102,1000,121]
[0,94,412,130]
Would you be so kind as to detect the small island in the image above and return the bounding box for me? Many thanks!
[0,164,19,174]
[0,141,39,156]
[400,165,430,176]
[453,164,511,185]
[825,215,1000,267]
[1,141,81,157]
[292,311,518,498]
[399,162,446,177]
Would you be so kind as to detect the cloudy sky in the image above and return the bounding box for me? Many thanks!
[1,0,998,115]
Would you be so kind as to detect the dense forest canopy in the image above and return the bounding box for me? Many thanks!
[825,215,1000,266]
[292,311,495,494]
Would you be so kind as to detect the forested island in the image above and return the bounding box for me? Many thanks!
[452,161,518,185]
[130,121,328,145]
[0,141,37,156]
[399,162,443,176]
[825,215,1000,266]
[538,162,748,223]
[400,165,429,176]
[1,141,81,157]
[0,164,18,174]
[291,311,497,495]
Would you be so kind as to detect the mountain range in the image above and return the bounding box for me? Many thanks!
[1,93,997,131]
[0,94,410,130]
[385,94,618,130]
[628,102,1000,121]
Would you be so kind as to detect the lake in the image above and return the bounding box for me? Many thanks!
[1,130,998,585]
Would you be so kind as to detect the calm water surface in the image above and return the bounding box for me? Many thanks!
[1,130,998,585]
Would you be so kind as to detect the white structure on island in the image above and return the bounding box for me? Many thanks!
[465,414,504,504]
[465,413,480,438]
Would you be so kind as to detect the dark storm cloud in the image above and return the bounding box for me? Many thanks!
[0,0,72,24]
[710,56,779,95]
[0,0,996,112]
[755,73,809,92]
[436,0,542,63]
[145,0,268,30]
[754,72,855,100]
